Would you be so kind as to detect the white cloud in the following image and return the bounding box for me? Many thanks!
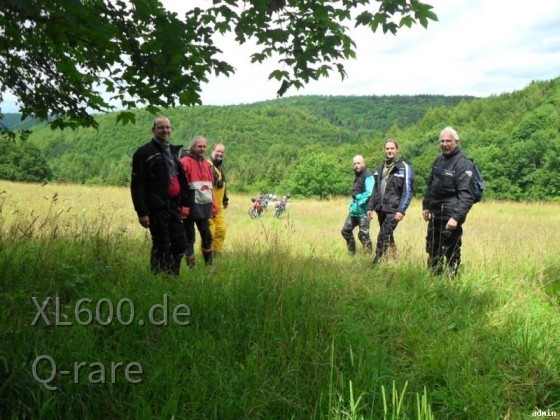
[198,0,560,103]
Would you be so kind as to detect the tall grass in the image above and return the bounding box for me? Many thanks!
[0,181,559,418]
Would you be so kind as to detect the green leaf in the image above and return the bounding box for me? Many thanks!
[400,16,414,28]
[145,105,161,115]
[355,11,374,27]
[115,111,136,126]
[268,70,288,81]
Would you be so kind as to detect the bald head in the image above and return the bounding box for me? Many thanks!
[353,155,366,173]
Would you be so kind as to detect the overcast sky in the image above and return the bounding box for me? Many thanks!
[195,0,560,105]
[2,0,560,113]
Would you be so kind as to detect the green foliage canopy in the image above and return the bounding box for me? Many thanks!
[286,153,349,198]
[0,0,437,132]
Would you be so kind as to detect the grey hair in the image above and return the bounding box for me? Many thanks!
[440,126,459,141]
[189,135,208,151]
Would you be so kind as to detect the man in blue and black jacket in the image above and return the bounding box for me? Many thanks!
[341,155,374,255]
[422,126,476,276]
[367,139,414,266]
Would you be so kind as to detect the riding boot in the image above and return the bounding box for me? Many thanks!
[362,239,373,255]
[202,248,213,266]
[428,255,443,275]
[447,253,461,277]
[372,240,388,266]
[186,254,196,269]
[347,239,356,255]
[372,249,385,266]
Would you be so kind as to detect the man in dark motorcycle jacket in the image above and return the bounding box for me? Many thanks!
[367,140,414,265]
[131,116,190,275]
[422,126,477,276]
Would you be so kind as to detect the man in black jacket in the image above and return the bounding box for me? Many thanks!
[131,116,190,275]
[367,140,414,265]
[422,126,476,276]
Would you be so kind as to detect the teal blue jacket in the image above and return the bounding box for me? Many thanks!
[349,168,374,217]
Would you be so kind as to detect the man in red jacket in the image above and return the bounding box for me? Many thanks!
[180,136,217,267]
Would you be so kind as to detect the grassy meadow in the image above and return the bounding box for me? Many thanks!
[0,180,559,419]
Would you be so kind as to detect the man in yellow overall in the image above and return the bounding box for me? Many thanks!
[208,144,229,255]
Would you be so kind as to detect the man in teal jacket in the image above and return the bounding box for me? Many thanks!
[341,155,374,255]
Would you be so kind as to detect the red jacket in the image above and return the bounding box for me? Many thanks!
[180,152,217,219]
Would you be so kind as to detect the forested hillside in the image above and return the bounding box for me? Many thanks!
[393,78,560,200]
[247,95,471,136]
[13,94,471,192]
[3,78,560,200]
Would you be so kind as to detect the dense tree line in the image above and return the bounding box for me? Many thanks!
[2,79,560,201]
[0,138,51,182]
[249,95,472,137]
[394,79,560,200]
[12,94,468,192]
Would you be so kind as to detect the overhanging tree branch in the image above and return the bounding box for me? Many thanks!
[0,0,437,133]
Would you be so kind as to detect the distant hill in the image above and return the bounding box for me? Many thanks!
[4,78,560,201]
[0,113,43,131]
[247,94,473,135]
[21,94,473,188]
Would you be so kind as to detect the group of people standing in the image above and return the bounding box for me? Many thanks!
[130,116,229,276]
[341,126,478,276]
[131,117,476,278]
